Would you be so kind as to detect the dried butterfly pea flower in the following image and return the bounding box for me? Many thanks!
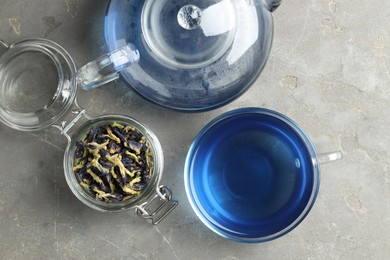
[127,140,143,154]
[112,127,128,144]
[73,122,154,203]
[108,141,121,154]
[105,127,121,143]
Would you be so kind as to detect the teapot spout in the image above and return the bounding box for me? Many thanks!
[247,0,282,12]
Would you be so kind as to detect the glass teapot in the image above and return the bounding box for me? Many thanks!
[81,0,282,111]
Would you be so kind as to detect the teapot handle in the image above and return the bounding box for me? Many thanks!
[249,0,282,12]
[77,43,140,90]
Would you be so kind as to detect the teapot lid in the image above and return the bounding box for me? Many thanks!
[0,39,77,131]
[141,0,237,70]
[105,0,273,111]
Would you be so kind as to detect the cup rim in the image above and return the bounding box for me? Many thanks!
[184,107,320,243]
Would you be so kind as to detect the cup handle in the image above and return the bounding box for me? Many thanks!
[77,43,140,90]
[134,185,178,225]
[317,151,343,165]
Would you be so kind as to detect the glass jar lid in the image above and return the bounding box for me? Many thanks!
[0,39,77,131]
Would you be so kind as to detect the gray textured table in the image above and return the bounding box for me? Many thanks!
[0,0,389,259]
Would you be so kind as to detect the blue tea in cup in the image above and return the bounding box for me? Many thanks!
[184,108,341,243]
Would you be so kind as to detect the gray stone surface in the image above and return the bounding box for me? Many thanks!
[0,0,389,259]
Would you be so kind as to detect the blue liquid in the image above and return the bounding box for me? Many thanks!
[186,111,316,239]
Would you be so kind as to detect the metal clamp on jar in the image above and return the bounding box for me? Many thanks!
[0,38,177,225]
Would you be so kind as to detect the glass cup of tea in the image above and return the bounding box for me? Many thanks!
[184,107,342,243]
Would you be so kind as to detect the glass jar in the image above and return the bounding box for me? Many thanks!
[0,38,177,224]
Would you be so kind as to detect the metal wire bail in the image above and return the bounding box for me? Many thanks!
[134,185,178,225]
